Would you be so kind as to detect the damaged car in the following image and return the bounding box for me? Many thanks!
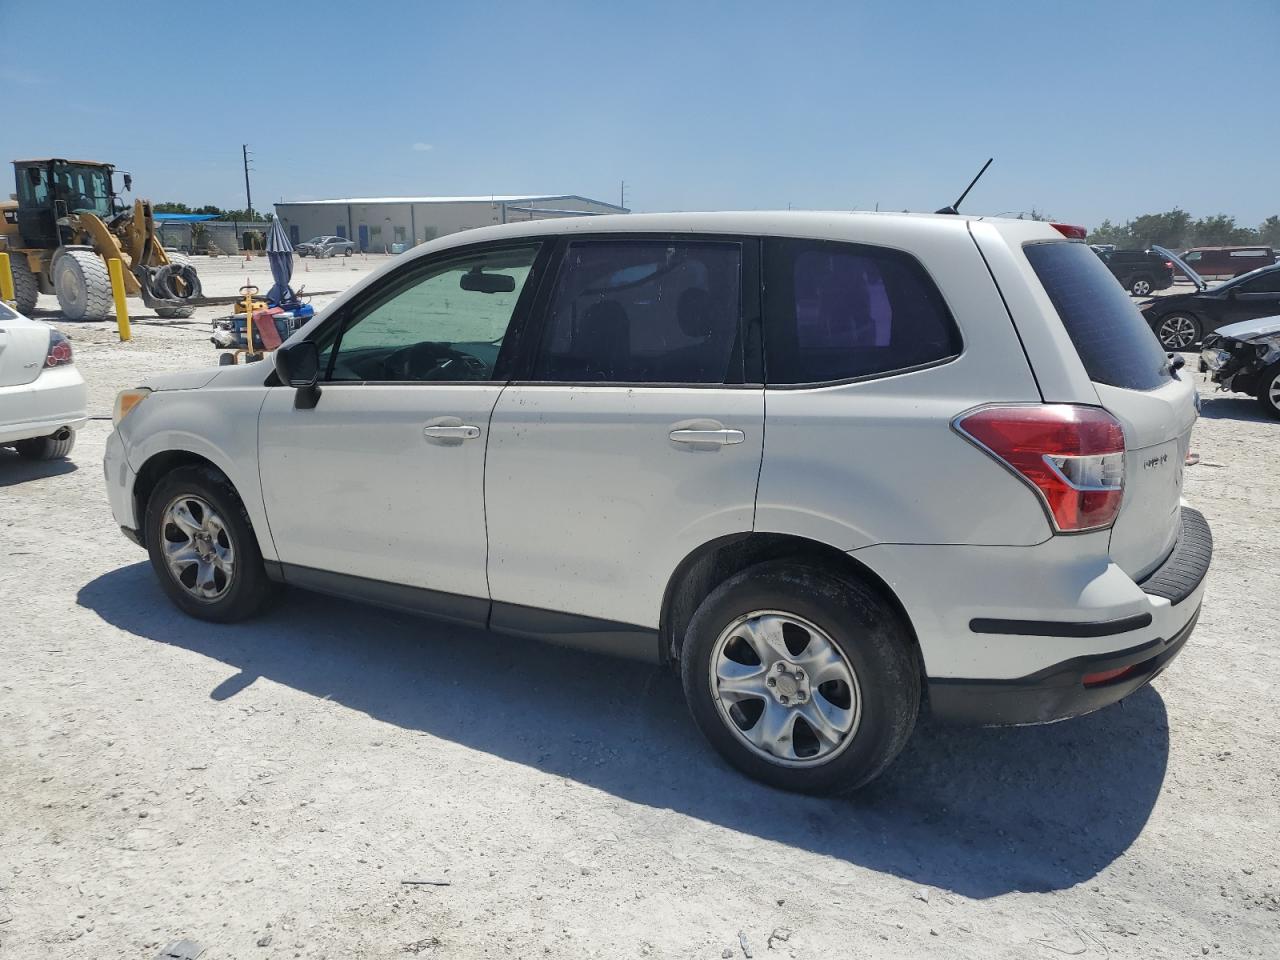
[1199,315,1280,420]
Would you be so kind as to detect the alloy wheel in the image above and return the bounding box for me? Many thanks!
[709,610,861,767]
[1269,372,1280,413]
[160,495,236,601]
[1131,279,1151,296]
[1158,314,1198,350]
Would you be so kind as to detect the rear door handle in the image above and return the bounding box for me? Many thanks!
[669,428,745,445]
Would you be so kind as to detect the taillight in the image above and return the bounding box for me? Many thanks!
[954,404,1126,533]
[45,330,73,368]
[1050,223,1088,240]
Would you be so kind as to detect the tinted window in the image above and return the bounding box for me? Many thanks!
[1241,269,1280,294]
[531,241,742,384]
[762,238,960,385]
[322,243,540,382]
[1024,240,1172,391]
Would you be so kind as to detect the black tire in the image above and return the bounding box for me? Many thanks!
[144,465,275,622]
[53,249,113,321]
[1128,275,1154,297]
[1154,312,1201,351]
[14,430,75,460]
[343,246,353,257]
[1256,361,1280,421]
[9,253,39,315]
[680,560,920,794]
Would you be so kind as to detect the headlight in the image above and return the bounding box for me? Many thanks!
[1200,348,1231,372]
[113,387,152,425]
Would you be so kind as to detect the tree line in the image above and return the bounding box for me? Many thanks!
[1088,210,1280,251]
[153,201,269,222]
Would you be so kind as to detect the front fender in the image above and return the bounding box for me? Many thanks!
[121,384,276,561]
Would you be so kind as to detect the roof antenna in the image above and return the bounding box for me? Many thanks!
[936,158,993,215]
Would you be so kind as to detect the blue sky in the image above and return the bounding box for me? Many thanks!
[2,0,1275,228]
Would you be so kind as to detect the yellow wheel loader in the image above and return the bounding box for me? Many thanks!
[0,158,201,320]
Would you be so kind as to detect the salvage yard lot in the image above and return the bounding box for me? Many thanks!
[1,263,1277,959]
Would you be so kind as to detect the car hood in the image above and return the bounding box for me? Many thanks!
[1151,245,1207,291]
[139,368,225,392]
[1215,314,1280,342]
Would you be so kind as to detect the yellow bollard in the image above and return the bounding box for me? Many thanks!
[0,252,14,307]
[108,258,131,342]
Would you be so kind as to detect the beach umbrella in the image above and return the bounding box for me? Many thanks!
[265,217,295,305]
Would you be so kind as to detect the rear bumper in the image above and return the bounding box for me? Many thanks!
[929,604,1199,725]
[0,367,88,445]
[852,506,1212,723]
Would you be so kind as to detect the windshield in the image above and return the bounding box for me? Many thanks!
[51,164,113,218]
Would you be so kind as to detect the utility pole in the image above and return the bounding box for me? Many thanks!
[619,180,628,210]
[242,144,254,220]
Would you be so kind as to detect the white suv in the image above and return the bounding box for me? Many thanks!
[103,212,1212,793]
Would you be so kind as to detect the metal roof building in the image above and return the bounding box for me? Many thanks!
[273,194,628,253]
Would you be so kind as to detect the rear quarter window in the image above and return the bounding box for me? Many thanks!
[1023,240,1172,391]
[762,238,961,385]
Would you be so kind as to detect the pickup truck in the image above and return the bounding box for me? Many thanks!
[1096,248,1175,297]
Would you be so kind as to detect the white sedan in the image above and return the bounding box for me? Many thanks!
[0,301,87,460]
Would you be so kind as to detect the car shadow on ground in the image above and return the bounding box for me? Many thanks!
[78,563,1171,899]
[0,449,77,486]
[1197,394,1274,424]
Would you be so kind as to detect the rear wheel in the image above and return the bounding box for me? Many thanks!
[343,246,353,257]
[53,250,112,321]
[9,254,39,314]
[1257,362,1280,421]
[1156,312,1201,350]
[14,429,75,460]
[145,465,276,622]
[1128,275,1154,297]
[680,561,920,794]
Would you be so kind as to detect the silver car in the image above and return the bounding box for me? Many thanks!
[297,236,354,258]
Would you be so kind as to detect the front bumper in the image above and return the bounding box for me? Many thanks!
[103,427,140,537]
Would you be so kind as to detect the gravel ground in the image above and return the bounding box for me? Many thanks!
[1,262,1277,959]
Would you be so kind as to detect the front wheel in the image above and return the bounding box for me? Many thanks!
[1155,312,1201,350]
[680,561,920,794]
[145,465,276,622]
[1257,361,1280,421]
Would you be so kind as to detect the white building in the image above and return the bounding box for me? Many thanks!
[273,194,628,252]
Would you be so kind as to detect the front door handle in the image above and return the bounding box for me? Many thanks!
[423,419,481,445]
[669,427,745,445]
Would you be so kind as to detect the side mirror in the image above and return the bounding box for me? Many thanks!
[274,340,322,409]
[123,173,133,192]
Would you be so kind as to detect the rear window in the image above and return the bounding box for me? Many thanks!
[1024,240,1172,391]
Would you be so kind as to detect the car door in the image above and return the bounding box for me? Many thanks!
[1221,269,1280,327]
[257,240,547,616]
[484,236,764,647]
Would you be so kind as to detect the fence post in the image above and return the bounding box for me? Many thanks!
[108,258,131,342]
[0,252,14,307]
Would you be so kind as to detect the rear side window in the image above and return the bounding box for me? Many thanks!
[531,240,743,384]
[762,238,961,385]
[1024,241,1171,391]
